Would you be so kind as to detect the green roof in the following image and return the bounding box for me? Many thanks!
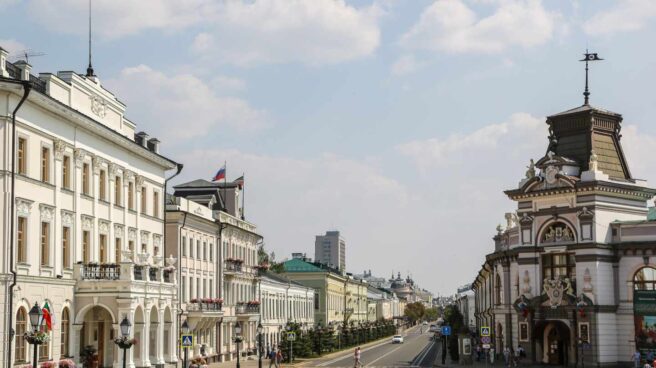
[282,258,324,272]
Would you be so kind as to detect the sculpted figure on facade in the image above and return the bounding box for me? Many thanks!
[589,149,598,171]
[54,139,67,160]
[525,159,536,179]
[521,270,532,296]
[543,277,572,308]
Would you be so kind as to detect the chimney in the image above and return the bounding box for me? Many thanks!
[0,47,7,77]
[135,132,149,148]
[147,138,160,154]
[14,60,31,81]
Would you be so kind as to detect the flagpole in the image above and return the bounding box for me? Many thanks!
[223,161,227,211]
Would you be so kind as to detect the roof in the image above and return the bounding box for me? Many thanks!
[174,179,239,189]
[282,258,325,272]
[260,271,311,288]
[547,104,621,118]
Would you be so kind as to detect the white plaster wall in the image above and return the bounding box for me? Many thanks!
[596,312,619,363]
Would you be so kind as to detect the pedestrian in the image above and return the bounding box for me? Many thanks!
[503,347,510,367]
[633,350,641,368]
[648,351,654,364]
[268,349,276,368]
[509,348,517,367]
[489,347,495,365]
[276,349,283,368]
[354,346,363,368]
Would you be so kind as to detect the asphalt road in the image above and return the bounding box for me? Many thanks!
[310,326,440,367]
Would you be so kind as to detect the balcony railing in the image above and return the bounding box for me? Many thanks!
[187,301,223,312]
[81,263,120,280]
[225,259,244,273]
[149,268,159,281]
[134,266,145,281]
[236,303,260,314]
[163,270,174,283]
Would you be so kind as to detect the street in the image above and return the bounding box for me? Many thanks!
[308,326,439,367]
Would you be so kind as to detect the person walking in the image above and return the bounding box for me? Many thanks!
[275,349,283,368]
[633,350,641,368]
[503,347,510,367]
[354,347,363,368]
[268,349,277,368]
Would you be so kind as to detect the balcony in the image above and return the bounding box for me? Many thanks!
[81,263,120,280]
[224,259,244,276]
[235,302,260,315]
[187,299,224,330]
[187,300,223,312]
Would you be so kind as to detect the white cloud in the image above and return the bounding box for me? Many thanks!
[105,65,267,141]
[397,112,543,170]
[390,54,425,76]
[0,39,27,56]
[211,75,247,92]
[26,0,214,39]
[583,0,656,36]
[622,125,656,185]
[190,0,383,66]
[400,0,558,54]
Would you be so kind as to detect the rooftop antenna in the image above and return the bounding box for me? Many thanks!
[580,49,602,105]
[9,49,46,64]
[86,0,95,77]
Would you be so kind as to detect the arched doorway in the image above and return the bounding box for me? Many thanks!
[79,306,115,368]
[164,307,173,362]
[148,306,159,364]
[534,321,571,365]
[133,306,144,366]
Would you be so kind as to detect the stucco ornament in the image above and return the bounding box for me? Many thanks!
[153,235,162,247]
[90,94,107,118]
[114,224,124,238]
[542,223,574,243]
[543,277,572,308]
[74,148,86,167]
[99,221,109,234]
[128,228,136,241]
[140,231,149,245]
[81,216,93,230]
[40,204,55,223]
[61,211,74,227]
[583,268,593,294]
[16,199,33,217]
[545,165,559,184]
[521,270,532,296]
[54,139,66,160]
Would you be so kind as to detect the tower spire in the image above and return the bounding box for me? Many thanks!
[86,0,95,77]
[580,50,603,105]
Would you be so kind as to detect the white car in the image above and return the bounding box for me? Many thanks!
[392,335,404,344]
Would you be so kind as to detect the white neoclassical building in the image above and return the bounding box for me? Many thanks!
[259,272,315,351]
[1,49,181,368]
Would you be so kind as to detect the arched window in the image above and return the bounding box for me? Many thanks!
[61,307,70,357]
[15,307,27,362]
[495,274,503,305]
[634,267,656,290]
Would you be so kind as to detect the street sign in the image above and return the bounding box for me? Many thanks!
[482,343,491,349]
[287,332,296,341]
[481,336,491,344]
[481,326,491,337]
[180,334,193,347]
[441,326,451,336]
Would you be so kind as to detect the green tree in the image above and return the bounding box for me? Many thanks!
[425,307,439,321]
[443,305,465,362]
[404,302,426,323]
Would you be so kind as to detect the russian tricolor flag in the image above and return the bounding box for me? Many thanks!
[212,166,226,182]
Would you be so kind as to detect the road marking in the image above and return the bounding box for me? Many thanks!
[364,344,405,367]
[410,339,435,367]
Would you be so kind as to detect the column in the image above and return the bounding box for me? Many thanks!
[53,142,63,276]
[72,324,83,365]
[156,308,165,364]
[112,325,121,368]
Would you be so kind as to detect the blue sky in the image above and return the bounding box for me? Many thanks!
[2,0,656,295]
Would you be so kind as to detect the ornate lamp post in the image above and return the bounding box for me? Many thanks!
[234,323,243,368]
[257,323,263,368]
[114,316,134,368]
[181,320,190,368]
[286,324,293,364]
[27,303,44,368]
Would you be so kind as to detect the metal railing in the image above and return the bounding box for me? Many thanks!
[134,266,145,281]
[149,268,158,281]
[225,261,243,273]
[236,304,260,314]
[187,302,223,312]
[81,263,120,280]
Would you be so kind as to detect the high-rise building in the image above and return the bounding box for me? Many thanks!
[314,230,345,271]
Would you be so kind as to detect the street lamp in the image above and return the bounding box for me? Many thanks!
[257,323,263,368]
[27,303,44,368]
[234,323,243,368]
[286,324,293,364]
[114,316,134,368]
[181,320,190,368]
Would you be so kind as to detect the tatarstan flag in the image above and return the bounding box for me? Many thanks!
[42,302,52,331]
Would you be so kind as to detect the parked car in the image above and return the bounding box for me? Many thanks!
[392,335,404,344]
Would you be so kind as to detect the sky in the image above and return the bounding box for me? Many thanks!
[2,0,656,296]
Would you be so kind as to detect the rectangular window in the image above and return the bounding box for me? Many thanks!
[62,227,70,269]
[153,191,159,218]
[197,240,200,260]
[542,253,576,282]
[189,278,194,299]
[182,277,186,301]
[128,182,134,210]
[128,240,134,252]
[99,234,107,263]
[189,238,194,259]
[210,280,213,298]
[17,217,27,263]
[182,237,187,256]
[18,137,27,175]
[203,242,207,261]
[115,238,121,263]
[41,147,50,182]
[62,156,71,189]
[141,186,147,213]
[115,176,122,205]
[99,170,106,200]
[209,244,213,261]
[141,242,147,254]
[40,222,50,266]
[82,163,90,195]
[82,231,90,263]
[314,293,320,310]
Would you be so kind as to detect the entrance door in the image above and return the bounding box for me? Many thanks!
[98,322,105,368]
[546,324,565,365]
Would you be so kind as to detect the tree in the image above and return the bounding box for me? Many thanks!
[404,302,426,323]
[425,307,439,321]
[443,305,465,362]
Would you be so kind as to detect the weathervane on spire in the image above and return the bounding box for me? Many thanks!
[86,0,95,77]
[580,50,603,105]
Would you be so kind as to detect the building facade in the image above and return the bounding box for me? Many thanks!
[314,231,345,272]
[471,97,656,366]
[259,272,315,351]
[1,50,180,368]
